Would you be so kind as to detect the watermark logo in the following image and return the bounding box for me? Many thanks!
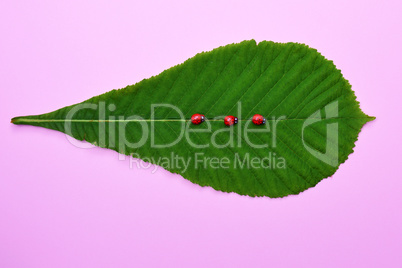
[302,100,339,167]
[61,100,340,171]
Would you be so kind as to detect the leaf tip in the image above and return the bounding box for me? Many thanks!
[10,116,25,125]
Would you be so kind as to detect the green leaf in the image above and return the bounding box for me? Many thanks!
[11,40,374,198]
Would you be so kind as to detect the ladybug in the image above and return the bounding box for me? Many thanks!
[252,114,266,125]
[191,113,205,125]
[224,115,238,126]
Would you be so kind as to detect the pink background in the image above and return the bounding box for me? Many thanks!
[1,0,401,267]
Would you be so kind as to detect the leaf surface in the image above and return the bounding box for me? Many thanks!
[12,40,374,197]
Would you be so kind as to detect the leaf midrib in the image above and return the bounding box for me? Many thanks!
[12,116,374,124]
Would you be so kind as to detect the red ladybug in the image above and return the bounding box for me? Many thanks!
[191,113,205,125]
[252,114,266,125]
[224,115,238,126]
